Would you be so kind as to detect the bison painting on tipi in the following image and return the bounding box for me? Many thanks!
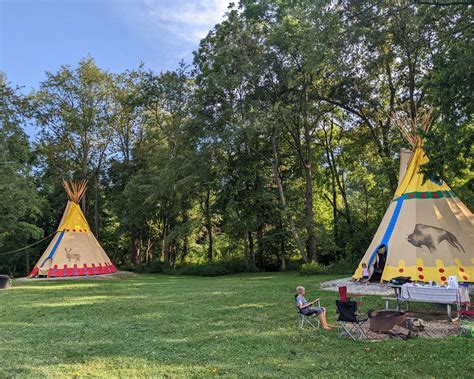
[353,111,473,284]
[29,180,117,278]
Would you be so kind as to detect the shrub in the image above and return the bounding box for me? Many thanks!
[300,261,328,276]
[325,256,355,275]
[119,260,170,274]
[123,258,258,277]
[175,258,256,277]
[300,256,355,276]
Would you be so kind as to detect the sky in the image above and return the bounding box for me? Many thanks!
[0,0,231,92]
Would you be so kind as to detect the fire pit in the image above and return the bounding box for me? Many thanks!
[370,310,407,333]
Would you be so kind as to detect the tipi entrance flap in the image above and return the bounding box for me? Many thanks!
[39,258,52,276]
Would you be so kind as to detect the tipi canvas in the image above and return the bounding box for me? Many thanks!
[29,181,117,278]
[353,112,473,283]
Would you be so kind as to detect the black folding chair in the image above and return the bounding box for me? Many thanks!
[336,300,371,341]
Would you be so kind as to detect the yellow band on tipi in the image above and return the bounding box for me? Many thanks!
[57,202,90,232]
[394,147,451,197]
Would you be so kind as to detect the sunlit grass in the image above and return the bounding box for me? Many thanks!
[0,272,472,378]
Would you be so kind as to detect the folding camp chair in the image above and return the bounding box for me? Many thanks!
[295,296,321,330]
[339,286,348,302]
[339,286,364,306]
[336,300,371,341]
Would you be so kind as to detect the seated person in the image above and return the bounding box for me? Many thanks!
[295,286,332,330]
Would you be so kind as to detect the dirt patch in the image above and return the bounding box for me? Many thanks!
[355,311,460,340]
[14,271,137,282]
[320,277,393,296]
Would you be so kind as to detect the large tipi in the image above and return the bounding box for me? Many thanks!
[353,111,473,283]
[29,181,117,278]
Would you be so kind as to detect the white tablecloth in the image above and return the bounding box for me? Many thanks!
[400,284,470,304]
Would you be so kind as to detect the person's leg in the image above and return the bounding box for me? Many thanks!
[305,307,333,329]
[317,307,332,329]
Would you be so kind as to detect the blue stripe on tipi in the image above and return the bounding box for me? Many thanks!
[367,194,406,268]
[40,230,65,268]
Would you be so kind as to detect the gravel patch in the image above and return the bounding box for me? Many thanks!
[320,277,393,296]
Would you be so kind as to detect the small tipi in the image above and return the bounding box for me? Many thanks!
[353,111,473,283]
[29,180,117,278]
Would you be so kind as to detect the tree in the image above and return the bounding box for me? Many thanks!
[32,57,114,235]
[0,73,43,276]
[421,4,473,206]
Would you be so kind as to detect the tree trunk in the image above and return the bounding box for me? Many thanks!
[181,234,189,264]
[162,218,169,263]
[338,170,354,237]
[302,81,317,261]
[131,226,139,264]
[271,129,308,263]
[243,233,250,270]
[280,225,286,271]
[169,245,176,268]
[257,225,264,269]
[25,247,30,276]
[322,122,354,241]
[81,132,88,214]
[205,190,213,262]
[331,173,339,242]
[363,183,370,228]
[248,231,255,267]
[303,127,316,261]
[93,171,100,238]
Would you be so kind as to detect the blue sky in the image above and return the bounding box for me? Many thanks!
[1,0,230,92]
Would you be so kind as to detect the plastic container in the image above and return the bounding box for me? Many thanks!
[0,275,11,289]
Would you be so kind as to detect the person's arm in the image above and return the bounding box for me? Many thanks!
[298,297,320,309]
[297,298,310,310]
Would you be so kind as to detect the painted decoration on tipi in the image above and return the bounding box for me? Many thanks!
[29,180,117,278]
[353,110,473,284]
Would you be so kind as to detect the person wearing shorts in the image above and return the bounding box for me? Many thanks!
[295,286,332,330]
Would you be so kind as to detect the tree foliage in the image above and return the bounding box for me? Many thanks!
[1,1,472,276]
[0,74,43,275]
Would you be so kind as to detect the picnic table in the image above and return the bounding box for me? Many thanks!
[383,283,470,318]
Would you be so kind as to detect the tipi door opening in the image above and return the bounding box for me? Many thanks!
[369,245,387,282]
[39,257,52,277]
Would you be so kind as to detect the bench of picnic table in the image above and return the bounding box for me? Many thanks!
[382,296,462,318]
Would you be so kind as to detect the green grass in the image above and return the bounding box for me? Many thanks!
[0,272,472,378]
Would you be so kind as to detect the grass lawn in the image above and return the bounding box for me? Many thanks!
[1,272,472,378]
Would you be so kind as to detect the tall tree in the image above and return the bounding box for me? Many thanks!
[0,73,43,275]
[32,57,113,235]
